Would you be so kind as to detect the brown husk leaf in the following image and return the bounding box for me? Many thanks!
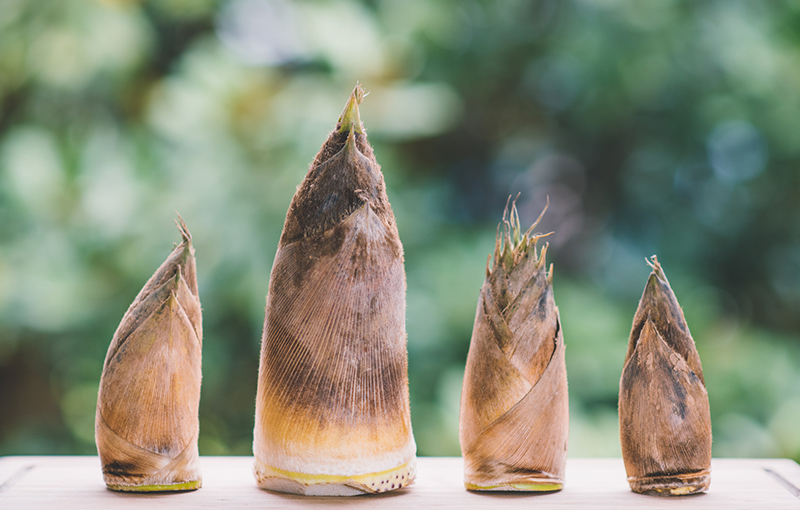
[459,199,569,490]
[253,84,415,495]
[619,256,711,496]
[95,217,203,490]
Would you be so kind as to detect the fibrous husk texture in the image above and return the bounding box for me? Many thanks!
[619,256,711,496]
[95,218,202,490]
[459,201,569,490]
[253,84,415,494]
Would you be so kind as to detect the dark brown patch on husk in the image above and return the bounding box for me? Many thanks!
[103,460,145,479]
[271,222,348,290]
[619,257,711,496]
[625,260,704,384]
[280,127,392,246]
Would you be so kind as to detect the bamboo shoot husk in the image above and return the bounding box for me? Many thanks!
[459,200,569,491]
[253,84,416,496]
[619,256,711,496]
[95,218,202,492]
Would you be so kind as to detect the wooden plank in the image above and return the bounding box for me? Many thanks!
[0,456,798,509]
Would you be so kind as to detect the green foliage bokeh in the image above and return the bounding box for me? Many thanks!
[1,0,799,461]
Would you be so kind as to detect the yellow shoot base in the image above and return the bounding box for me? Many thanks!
[465,482,563,492]
[254,458,416,496]
[106,480,202,492]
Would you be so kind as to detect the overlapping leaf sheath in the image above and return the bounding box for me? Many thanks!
[253,84,416,496]
[95,219,202,492]
[619,256,711,496]
[459,202,568,491]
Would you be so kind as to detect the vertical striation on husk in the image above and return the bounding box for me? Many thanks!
[253,84,416,496]
[95,217,203,492]
[619,256,711,496]
[459,199,569,491]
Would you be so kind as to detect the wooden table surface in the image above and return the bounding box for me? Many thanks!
[1,456,799,509]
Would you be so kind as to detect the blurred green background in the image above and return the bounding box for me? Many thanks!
[1,0,799,461]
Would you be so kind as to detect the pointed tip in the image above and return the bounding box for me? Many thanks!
[637,315,661,349]
[175,212,192,245]
[644,272,663,299]
[645,255,667,284]
[539,242,550,269]
[343,127,358,155]
[642,315,657,334]
[338,83,365,135]
[490,222,501,275]
[165,287,180,310]
[501,194,513,234]
[164,264,184,293]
